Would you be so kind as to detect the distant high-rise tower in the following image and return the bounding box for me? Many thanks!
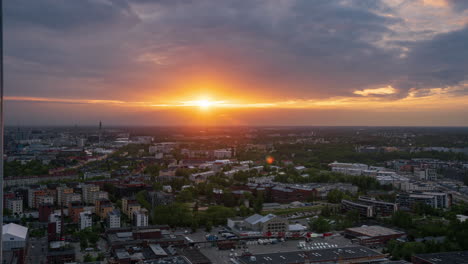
[99,120,102,144]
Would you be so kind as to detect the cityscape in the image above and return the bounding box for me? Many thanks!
[2,1,468,264]
[2,126,468,263]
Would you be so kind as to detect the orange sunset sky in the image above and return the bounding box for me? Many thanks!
[4,0,468,126]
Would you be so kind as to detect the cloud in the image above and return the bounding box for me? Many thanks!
[354,86,398,96]
[3,0,468,124]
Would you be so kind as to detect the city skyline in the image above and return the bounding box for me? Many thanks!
[5,0,468,126]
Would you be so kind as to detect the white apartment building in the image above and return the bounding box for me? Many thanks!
[7,198,23,215]
[79,211,93,230]
[133,209,149,227]
[107,210,121,229]
[329,162,369,176]
[214,149,232,159]
[49,213,62,234]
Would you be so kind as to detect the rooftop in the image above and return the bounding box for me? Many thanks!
[345,225,404,237]
[413,251,468,264]
[2,223,28,240]
[237,246,385,264]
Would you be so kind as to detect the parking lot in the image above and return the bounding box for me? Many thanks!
[200,234,354,264]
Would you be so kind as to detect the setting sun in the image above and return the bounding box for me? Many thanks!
[194,99,213,109]
[179,97,227,110]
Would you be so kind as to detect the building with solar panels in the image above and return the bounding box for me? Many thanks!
[412,251,468,264]
[236,246,386,264]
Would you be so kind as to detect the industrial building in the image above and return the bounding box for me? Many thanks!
[344,225,405,246]
[228,214,289,233]
[412,251,468,264]
[237,246,386,264]
[2,223,28,251]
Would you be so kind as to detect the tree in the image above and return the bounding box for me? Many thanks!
[309,217,331,233]
[136,190,151,210]
[253,196,264,213]
[153,203,193,227]
[205,220,213,232]
[392,211,413,229]
[327,189,345,203]
[96,253,105,261]
[80,239,88,250]
[191,218,199,233]
[177,189,194,203]
[83,253,94,262]
[222,191,237,207]
[321,206,332,217]
[345,210,360,225]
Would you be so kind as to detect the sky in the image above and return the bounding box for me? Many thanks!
[4,0,468,126]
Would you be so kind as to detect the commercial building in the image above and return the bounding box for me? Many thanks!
[236,246,386,264]
[213,149,232,159]
[344,225,405,246]
[412,251,468,264]
[342,197,398,217]
[79,211,93,230]
[397,192,450,210]
[341,200,374,218]
[329,162,369,176]
[228,214,289,233]
[2,223,28,251]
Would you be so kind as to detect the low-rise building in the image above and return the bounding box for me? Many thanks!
[344,225,405,246]
[2,223,28,251]
[228,214,289,233]
[412,251,468,264]
[236,246,386,264]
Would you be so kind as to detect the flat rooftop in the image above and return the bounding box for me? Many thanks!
[237,246,385,264]
[345,225,404,237]
[413,251,468,264]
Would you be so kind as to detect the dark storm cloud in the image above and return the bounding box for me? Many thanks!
[5,0,138,31]
[4,0,468,101]
[398,25,468,93]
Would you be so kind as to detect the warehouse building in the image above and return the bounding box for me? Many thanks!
[344,225,405,246]
[237,246,386,264]
[412,251,468,264]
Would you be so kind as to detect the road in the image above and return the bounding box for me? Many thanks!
[26,237,48,264]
